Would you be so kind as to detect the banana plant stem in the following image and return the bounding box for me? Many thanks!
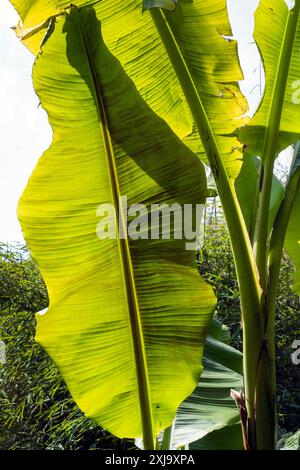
[252,2,300,290]
[249,3,300,449]
[149,8,264,446]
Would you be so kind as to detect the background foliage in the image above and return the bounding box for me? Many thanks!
[0,206,299,449]
[0,243,134,450]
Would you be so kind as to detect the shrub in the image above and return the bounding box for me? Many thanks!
[0,244,133,450]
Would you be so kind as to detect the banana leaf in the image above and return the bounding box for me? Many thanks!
[17,6,216,441]
[240,0,300,156]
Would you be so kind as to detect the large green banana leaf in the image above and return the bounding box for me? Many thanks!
[143,0,248,181]
[240,0,300,156]
[11,0,198,158]
[17,6,216,441]
[143,0,176,10]
[235,0,300,295]
[11,0,248,182]
[170,318,243,449]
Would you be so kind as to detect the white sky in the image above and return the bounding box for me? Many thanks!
[0,0,52,242]
[0,0,262,242]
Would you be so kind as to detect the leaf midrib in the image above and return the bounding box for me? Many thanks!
[70,6,154,448]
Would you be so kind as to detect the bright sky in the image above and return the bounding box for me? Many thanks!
[0,0,262,242]
[0,0,52,242]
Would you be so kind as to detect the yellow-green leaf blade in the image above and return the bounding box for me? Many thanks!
[144,0,249,181]
[18,6,216,440]
[285,190,300,294]
[171,318,243,449]
[240,0,300,156]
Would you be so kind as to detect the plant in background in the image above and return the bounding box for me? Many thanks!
[4,0,300,450]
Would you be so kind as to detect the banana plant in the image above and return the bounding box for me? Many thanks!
[12,4,218,450]
[7,0,300,450]
[137,318,244,450]
[170,318,243,450]
[142,0,300,450]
